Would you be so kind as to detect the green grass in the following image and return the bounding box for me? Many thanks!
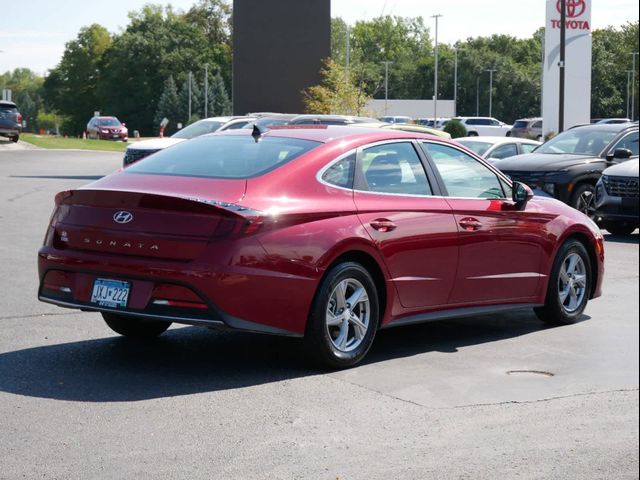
[20,133,129,152]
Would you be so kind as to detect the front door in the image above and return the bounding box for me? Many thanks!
[419,141,548,305]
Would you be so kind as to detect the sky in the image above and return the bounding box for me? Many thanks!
[1,0,638,75]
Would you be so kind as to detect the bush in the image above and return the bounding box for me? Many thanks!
[443,119,467,138]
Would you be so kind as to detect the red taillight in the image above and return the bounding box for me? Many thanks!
[55,190,73,206]
[17,113,23,123]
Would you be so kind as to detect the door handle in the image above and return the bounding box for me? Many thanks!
[370,219,397,232]
[458,217,483,231]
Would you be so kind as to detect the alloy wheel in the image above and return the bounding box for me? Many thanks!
[325,278,371,353]
[557,252,587,313]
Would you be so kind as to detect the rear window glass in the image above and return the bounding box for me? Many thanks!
[0,104,17,112]
[513,121,528,128]
[126,135,321,179]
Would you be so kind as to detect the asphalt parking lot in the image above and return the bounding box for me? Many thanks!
[0,140,638,479]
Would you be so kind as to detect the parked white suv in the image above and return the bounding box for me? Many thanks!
[453,117,512,137]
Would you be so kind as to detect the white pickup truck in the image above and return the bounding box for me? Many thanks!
[454,117,513,137]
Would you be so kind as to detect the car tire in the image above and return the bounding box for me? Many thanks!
[506,131,511,137]
[305,262,380,369]
[536,135,543,141]
[102,312,171,338]
[604,222,637,236]
[534,239,592,325]
[570,183,597,217]
[11,135,19,143]
[468,131,479,137]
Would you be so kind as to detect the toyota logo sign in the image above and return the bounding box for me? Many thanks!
[556,0,586,18]
[113,211,134,224]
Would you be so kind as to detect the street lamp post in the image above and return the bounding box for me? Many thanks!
[475,76,480,116]
[631,51,639,121]
[454,47,464,118]
[627,70,633,120]
[381,61,394,116]
[486,68,497,117]
[431,14,443,125]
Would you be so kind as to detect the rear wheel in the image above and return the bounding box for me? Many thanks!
[468,131,479,137]
[570,183,596,217]
[305,262,379,369]
[604,222,636,236]
[11,135,19,143]
[102,312,171,338]
[534,240,592,325]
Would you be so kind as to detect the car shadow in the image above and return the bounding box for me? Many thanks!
[0,309,583,403]
[603,232,639,244]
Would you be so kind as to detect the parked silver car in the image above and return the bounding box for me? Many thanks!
[595,157,639,235]
[510,117,543,140]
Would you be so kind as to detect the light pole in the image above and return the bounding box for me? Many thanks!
[453,47,464,118]
[631,51,639,121]
[486,68,497,117]
[431,14,443,125]
[475,76,480,116]
[627,70,633,120]
[381,61,394,116]
[346,25,351,77]
[204,64,209,118]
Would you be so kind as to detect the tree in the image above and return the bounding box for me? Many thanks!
[0,68,45,132]
[303,58,372,115]
[179,75,203,124]
[207,72,232,116]
[154,76,181,135]
[43,24,111,134]
[443,119,467,138]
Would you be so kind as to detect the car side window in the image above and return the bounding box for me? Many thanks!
[611,131,639,156]
[532,121,542,129]
[322,153,356,188]
[520,143,539,154]
[358,142,432,196]
[420,142,506,199]
[489,119,500,126]
[490,143,518,160]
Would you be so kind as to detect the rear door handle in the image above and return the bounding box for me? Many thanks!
[458,217,483,231]
[370,219,397,233]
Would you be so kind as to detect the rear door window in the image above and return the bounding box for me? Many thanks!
[490,143,518,160]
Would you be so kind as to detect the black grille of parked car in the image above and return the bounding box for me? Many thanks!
[123,148,159,166]
[602,175,640,198]
[501,171,547,188]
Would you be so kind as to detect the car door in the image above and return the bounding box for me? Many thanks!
[353,140,459,309]
[419,141,547,305]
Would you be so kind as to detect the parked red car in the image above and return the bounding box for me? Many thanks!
[38,126,604,367]
[86,116,128,141]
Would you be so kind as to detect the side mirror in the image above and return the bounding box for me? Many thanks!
[606,147,633,162]
[512,181,534,208]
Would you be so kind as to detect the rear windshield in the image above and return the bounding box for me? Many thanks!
[125,134,321,179]
[172,120,225,139]
[0,104,17,112]
[456,140,492,156]
[513,121,529,128]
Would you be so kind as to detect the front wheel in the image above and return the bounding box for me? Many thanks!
[570,183,596,217]
[305,262,379,369]
[604,222,637,236]
[534,240,592,325]
[102,312,171,338]
[11,135,19,143]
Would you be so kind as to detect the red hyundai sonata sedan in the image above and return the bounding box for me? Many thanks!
[38,126,604,367]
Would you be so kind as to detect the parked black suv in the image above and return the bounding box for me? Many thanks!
[0,100,22,143]
[493,123,638,216]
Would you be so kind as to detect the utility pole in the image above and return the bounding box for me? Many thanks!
[188,71,192,121]
[631,52,639,121]
[627,70,633,120]
[204,65,209,118]
[346,26,351,77]
[381,61,394,116]
[453,47,463,118]
[476,76,480,116]
[558,0,566,133]
[431,14,443,125]
[486,68,497,117]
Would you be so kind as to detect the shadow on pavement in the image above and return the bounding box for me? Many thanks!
[0,309,580,402]
[603,232,639,244]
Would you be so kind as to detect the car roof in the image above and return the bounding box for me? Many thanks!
[215,124,447,144]
[569,123,637,133]
[457,136,540,144]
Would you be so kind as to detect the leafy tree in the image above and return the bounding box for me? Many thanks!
[0,68,45,132]
[43,24,111,134]
[154,76,181,135]
[179,75,203,124]
[303,58,372,115]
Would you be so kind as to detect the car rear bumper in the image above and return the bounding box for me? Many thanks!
[37,246,314,336]
[0,126,20,136]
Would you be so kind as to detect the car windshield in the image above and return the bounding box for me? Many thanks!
[97,118,121,126]
[456,140,493,156]
[535,129,619,155]
[172,120,226,139]
[125,135,321,179]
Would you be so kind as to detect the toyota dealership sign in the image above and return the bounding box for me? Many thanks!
[543,0,592,136]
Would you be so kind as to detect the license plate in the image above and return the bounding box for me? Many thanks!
[112,134,120,138]
[90,278,130,308]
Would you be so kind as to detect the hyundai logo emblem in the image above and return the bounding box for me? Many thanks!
[113,211,134,224]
